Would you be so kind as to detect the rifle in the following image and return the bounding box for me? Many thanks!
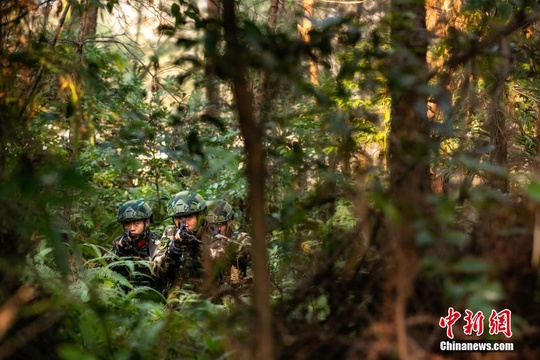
[121,228,135,250]
[176,221,188,239]
[209,223,220,236]
[175,221,202,244]
[169,221,200,257]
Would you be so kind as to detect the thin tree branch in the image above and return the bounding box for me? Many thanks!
[435,11,540,79]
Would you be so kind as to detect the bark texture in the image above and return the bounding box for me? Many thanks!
[223,1,273,358]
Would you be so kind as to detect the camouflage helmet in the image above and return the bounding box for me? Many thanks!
[167,191,207,218]
[117,199,153,224]
[206,199,234,224]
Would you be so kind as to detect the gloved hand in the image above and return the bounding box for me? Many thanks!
[174,230,201,245]
[168,239,184,257]
[114,242,127,256]
[114,237,135,256]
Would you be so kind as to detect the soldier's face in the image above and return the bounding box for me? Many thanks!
[218,223,227,234]
[174,213,198,230]
[217,220,233,237]
[124,220,147,237]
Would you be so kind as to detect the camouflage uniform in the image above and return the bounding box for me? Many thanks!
[151,191,214,296]
[206,200,252,288]
[110,199,160,289]
[228,231,251,284]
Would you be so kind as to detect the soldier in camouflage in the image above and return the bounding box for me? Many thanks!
[111,199,160,288]
[151,191,215,297]
[206,199,252,288]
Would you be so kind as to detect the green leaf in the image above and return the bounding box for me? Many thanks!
[106,0,118,13]
[452,257,489,274]
[497,2,513,19]
[66,97,76,118]
[526,179,540,202]
[58,344,98,360]
[171,3,180,17]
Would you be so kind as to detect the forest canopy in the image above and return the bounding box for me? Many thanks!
[1,0,540,359]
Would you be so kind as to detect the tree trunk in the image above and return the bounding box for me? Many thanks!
[255,0,280,124]
[73,0,99,149]
[487,37,510,192]
[387,0,431,358]
[62,1,98,223]
[426,0,450,193]
[298,0,318,85]
[533,103,540,268]
[205,0,221,117]
[223,1,273,359]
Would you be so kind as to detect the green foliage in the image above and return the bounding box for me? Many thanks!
[444,257,505,314]
[526,179,540,202]
[17,240,238,359]
[2,0,540,358]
